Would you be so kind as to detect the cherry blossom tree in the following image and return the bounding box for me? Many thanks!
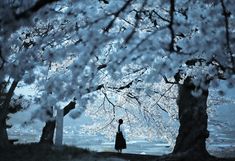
[0,0,59,147]
[90,1,235,159]
[1,1,235,160]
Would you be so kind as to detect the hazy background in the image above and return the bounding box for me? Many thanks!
[7,81,235,157]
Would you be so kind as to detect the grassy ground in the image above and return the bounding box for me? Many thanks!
[0,143,234,161]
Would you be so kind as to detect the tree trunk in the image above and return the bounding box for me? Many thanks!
[39,120,56,144]
[0,80,18,148]
[173,77,210,159]
[39,101,76,144]
[0,119,10,148]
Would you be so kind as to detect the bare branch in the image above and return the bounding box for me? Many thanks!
[126,92,141,106]
[162,75,177,84]
[94,91,116,131]
[102,91,116,117]
[156,84,175,103]
[124,0,147,44]
[151,10,170,23]
[103,0,133,32]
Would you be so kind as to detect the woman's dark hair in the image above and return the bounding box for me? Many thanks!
[118,119,123,124]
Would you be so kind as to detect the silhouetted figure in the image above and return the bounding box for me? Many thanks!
[115,119,126,153]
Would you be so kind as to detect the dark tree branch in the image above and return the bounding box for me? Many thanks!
[15,0,59,20]
[84,84,104,94]
[107,80,135,91]
[96,84,105,91]
[63,101,76,116]
[91,91,116,131]
[162,75,177,84]
[220,0,234,69]
[118,81,133,90]
[96,117,115,131]
[97,64,107,70]
[126,92,141,106]
[156,103,168,113]
[169,0,175,52]
[185,58,206,66]
[0,80,19,120]
[152,10,170,23]
[104,0,133,32]
[124,0,147,44]
[5,80,19,106]
[92,96,106,114]
[0,46,6,70]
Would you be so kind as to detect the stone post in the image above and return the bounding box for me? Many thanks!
[55,108,64,146]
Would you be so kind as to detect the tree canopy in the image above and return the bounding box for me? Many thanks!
[1,0,235,156]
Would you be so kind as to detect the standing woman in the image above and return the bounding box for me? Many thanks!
[115,119,126,153]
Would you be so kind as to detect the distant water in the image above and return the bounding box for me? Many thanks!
[7,123,172,156]
[64,134,172,155]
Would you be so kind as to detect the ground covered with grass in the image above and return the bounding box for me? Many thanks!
[0,143,234,161]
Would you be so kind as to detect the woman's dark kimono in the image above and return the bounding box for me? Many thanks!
[115,124,126,150]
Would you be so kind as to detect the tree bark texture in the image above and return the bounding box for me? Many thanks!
[0,119,10,148]
[39,120,56,144]
[39,101,76,144]
[173,77,210,158]
[0,80,18,148]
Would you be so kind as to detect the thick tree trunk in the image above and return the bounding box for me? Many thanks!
[0,80,18,148]
[173,77,210,159]
[39,101,76,144]
[0,119,10,148]
[39,120,56,144]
